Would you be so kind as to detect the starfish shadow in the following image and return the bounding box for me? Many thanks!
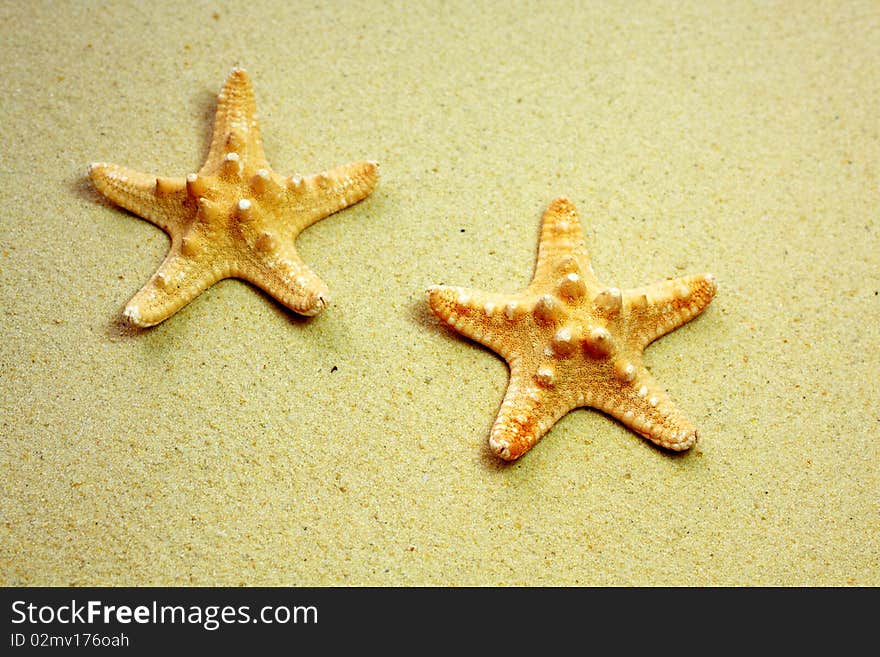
[194,88,219,162]
[106,312,147,340]
[408,295,511,370]
[478,441,516,472]
[97,274,321,339]
[71,170,103,204]
[407,294,440,331]
[408,297,517,472]
[251,283,325,328]
[407,294,492,352]
[68,173,154,338]
[585,407,700,459]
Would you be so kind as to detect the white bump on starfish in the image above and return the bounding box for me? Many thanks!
[237,198,253,222]
[536,365,556,387]
[551,326,576,357]
[534,294,562,323]
[185,173,207,197]
[594,287,622,316]
[180,235,199,257]
[196,197,220,223]
[615,360,637,383]
[223,151,242,175]
[584,326,613,358]
[255,231,275,253]
[558,272,586,302]
[251,168,271,193]
[155,176,175,196]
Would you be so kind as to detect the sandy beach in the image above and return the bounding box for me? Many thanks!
[1,1,878,585]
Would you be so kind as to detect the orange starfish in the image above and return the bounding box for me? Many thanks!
[427,197,717,461]
[90,68,378,327]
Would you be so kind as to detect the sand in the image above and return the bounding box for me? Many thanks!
[1,1,878,586]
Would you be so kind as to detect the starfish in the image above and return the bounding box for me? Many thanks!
[427,197,717,461]
[89,67,378,327]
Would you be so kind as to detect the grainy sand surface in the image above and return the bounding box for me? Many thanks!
[1,1,878,585]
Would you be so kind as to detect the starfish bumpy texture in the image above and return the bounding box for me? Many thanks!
[427,197,717,461]
[90,68,378,327]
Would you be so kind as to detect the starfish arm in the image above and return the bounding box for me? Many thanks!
[123,251,223,327]
[202,68,267,173]
[531,196,593,286]
[624,273,717,349]
[426,285,523,361]
[236,247,330,317]
[488,363,573,460]
[89,163,187,234]
[281,160,379,233]
[592,366,699,451]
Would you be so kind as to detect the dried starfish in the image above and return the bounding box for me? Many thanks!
[427,197,717,460]
[90,68,378,327]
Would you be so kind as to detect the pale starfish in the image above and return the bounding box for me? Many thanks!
[90,67,378,327]
[427,197,717,461]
